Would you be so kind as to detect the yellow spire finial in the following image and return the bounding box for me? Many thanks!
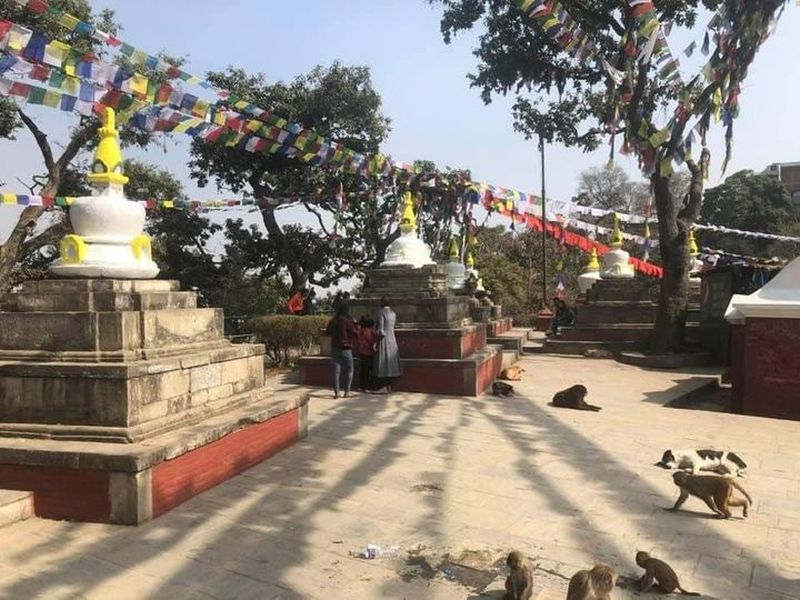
[611,213,624,248]
[399,192,417,234]
[688,227,699,255]
[587,247,600,271]
[448,237,459,260]
[465,252,475,269]
[644,220,651,240]
[88,107,128,189]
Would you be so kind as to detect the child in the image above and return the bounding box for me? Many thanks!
[357,317,377,392]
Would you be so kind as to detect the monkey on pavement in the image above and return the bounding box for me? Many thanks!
[504,550,534,600]
[566,564,617,600]
[667,471,752,518]
[635,552,700,596]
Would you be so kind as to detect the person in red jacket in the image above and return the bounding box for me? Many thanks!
[325,300,359,398]
[287,288,306,315]
[357,317,377,392]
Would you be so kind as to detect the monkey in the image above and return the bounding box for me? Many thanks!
[500,366,525,381]
[566,564,617,600]
[551,384,602,411]
[493,381,515,397]
[635,551,700,596]
[504,550,534,600]
[667,471,752,518]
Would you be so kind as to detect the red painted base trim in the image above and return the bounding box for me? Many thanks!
[152,409,299,517]
[0,464,110,522]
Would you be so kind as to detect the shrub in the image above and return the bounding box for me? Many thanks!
[250,315,330,366]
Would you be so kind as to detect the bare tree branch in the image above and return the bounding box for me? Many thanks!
[17,109,55,175]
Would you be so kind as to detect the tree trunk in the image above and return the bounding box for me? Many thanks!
[650,173,690,353]
[0,206,46,297]
[257,203,307,293]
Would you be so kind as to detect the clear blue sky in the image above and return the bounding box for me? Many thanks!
[1,1,799,240]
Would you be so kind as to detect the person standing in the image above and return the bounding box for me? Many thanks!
[374,296,401,392]
[287,288,306,315]
[302,289,316,315]
[357,317,377,392]
[325,301,358,398]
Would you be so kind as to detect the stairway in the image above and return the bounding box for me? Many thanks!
[542,278,701,355]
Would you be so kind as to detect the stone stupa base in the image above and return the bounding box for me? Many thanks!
[0,279,308,524]
[298,264,505,396]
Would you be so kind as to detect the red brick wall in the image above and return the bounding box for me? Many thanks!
[735,318,800,421]
[152,410,299,517]
[0,465,110,522]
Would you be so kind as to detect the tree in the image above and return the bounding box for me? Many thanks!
[474,225,584,318]
[0,1,182,296]
[189,62,398,293]
[700,169,800,257]
[575,163,651,213]
[135,160,289,321]
[430,0,787,352]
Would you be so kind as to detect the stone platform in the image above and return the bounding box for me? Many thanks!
[0,279,307,524]
[300,264,504,396]
[544,279,701,355]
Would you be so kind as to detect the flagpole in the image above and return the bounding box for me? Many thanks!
[539,132,547,309]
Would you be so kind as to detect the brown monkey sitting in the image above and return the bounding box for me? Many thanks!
[566,564,617,599]
[552,384,602,411]
[635,551,700,596]
[504,550,534,600]
[668,471,752,518]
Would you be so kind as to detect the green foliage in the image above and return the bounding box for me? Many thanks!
[473,225,584,319]
[188,62,400,290]
[700,170,800,257]
[251,315,330,365]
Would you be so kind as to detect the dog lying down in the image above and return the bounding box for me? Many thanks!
[656,449,747,478]
[551,384,602,411]
[492,381,514,397]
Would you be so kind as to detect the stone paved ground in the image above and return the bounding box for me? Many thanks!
[0,354,799,599]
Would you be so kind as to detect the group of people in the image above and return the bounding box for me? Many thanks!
[325,295,401,398]
[287,288,317,315]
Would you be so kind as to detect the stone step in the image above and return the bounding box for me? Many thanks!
[542,339,644,355]
[488,329,529,353]
[575,302,657,323]
[0,490,33,529]
[523,341,546,354]
[501,349,520,370]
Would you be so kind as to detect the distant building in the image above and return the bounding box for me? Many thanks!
[763,162,800,202]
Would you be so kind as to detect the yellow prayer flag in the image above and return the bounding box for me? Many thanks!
[303,153,316,162]
[43,90,60,108]
[162,200,174,209]
[520,0,535,10]
[64,197,75,206]
[173,121,193,134]
[641,19,659,39]
[542,16,559,31]
[660,158,673,176]
[2,193,16,205]
[58,14,80,31]
[638,120,650,139]
[649,127,671,148]
[129,73,148,97]
[43,41,67,67]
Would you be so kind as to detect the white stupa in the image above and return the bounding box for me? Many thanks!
[688,228,704,278]
[444,238,466,290]
[50,107,158,279]
[381,192,435,269]
[600,214,635,279]
[578,247,602,293]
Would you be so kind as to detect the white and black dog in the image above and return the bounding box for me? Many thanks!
[656,449,747,478]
